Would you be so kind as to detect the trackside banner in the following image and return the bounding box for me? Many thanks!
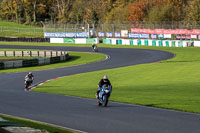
[131,28,200,35]
[129,33,149,39]
[44,32,88,38]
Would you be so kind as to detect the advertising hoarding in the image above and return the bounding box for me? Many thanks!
[129,33,149,39]
[76,32,88,38]
[115,33,121,38]
[98,32,104,37]
[131,28,200,35]
[151,34,157,39]
[44,32,88,38]
[106,32,113,38]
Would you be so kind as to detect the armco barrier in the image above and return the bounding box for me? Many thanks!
[0,50,69,69]
[0,37,50,42]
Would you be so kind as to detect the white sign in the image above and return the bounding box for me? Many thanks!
[164,34,172,38]
[191,35,197,39]
[121,30,128,37]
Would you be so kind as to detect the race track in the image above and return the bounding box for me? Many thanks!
[0,45,200,133]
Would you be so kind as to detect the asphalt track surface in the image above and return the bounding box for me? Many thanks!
[0,45,200,133]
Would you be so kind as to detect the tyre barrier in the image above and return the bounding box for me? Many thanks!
[22,59,39,67]
[0,37,50,43]
[0,51,69,69]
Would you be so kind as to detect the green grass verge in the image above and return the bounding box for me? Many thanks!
[0,52,105,73]
[0,32,43,38]
[0,56,34,60]
[0,49,38,51]
[31,45,200,114]
[0,21,38,28]
[0,114,76,133]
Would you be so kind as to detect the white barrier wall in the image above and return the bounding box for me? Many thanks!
[50,38,64,43]
[50,37,200,47]
[50,38,99,44]
[103,38,199,47]
[75,38,86,44]
[194,41,200,47]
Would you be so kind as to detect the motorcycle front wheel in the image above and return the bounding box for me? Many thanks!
[103,95,108,107]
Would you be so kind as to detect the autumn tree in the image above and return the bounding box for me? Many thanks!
[105,0,131,22]
[184,0,200,28]
[1,0,15,21]
[128,0,149,24]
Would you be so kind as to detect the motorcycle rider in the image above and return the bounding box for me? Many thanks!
[25,72,34,83]
[92,43,98,52]
[96,75,112,99]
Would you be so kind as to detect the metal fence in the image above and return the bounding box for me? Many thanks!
[1,21,200,35]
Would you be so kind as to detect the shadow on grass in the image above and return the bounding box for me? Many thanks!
[67,55,81,62]
[145,103,170,107]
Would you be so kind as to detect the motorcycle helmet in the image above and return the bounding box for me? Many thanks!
[29,72,32,75]
[103,75,108,80]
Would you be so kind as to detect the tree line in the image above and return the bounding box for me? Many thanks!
[0,0,200,26]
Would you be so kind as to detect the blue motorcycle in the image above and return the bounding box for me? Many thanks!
[97,85,112,107]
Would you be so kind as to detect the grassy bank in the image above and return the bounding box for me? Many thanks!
[0,21,43,38]
[33,46,200,113]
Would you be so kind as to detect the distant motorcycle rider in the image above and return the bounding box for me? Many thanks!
[92,43,96,49]
[92,43,98,52]
[96,75,112,99]
[25,72,34,83]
